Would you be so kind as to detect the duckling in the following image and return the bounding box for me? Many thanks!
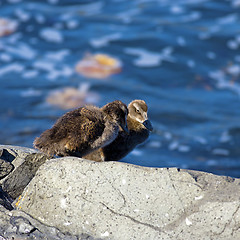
[33,100,128,157]
[84,100,153,162]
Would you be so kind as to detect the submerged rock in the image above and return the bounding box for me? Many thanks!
[0,18,18,37]
[75,53,122,79]
[46,83,100,110]
[15,154,240,240]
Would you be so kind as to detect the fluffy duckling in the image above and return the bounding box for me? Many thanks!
[84,99,153,161]
[34,100,128,157]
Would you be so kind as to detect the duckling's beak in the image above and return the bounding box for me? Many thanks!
[143,119,153,131]
[120,120,129,134]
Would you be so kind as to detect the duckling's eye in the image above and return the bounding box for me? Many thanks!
[136,109,140,114]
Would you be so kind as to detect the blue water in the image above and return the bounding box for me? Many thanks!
[0,0,240,177]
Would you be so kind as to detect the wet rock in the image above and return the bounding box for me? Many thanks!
[16,157,240,240]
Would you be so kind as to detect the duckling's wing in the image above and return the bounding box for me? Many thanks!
[62,107,106,155]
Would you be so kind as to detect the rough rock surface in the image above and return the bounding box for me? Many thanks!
[0,145,101,240]
[0,204,99,240]
[15,156,240,240]
[0,145,49,200]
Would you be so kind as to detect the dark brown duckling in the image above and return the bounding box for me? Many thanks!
[84,99,153,162]
[33,100,128,157]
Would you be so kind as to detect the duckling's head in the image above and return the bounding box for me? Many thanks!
[102,100,129,133]
[128,100,153,131]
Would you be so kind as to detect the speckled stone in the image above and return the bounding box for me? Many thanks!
[16,156,240,240]
[0,146,50,200]
[0,149,15,180]
[1,153,49,199]
[0,205,99,240]
[0,159,13,180]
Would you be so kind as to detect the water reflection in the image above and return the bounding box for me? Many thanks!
[0,0,240,177]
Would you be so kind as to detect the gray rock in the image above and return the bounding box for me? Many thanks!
[0,146,49,200]
[0,204,11,233]
[0,149,15,180]
[2,153,49,199]
[0,205,99,240]
[0,145,38,155]
[0,187,13,211]
[0,146,102,239]
[0,160,13,180]
[16,157,240,240]
[10,216,36,234]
